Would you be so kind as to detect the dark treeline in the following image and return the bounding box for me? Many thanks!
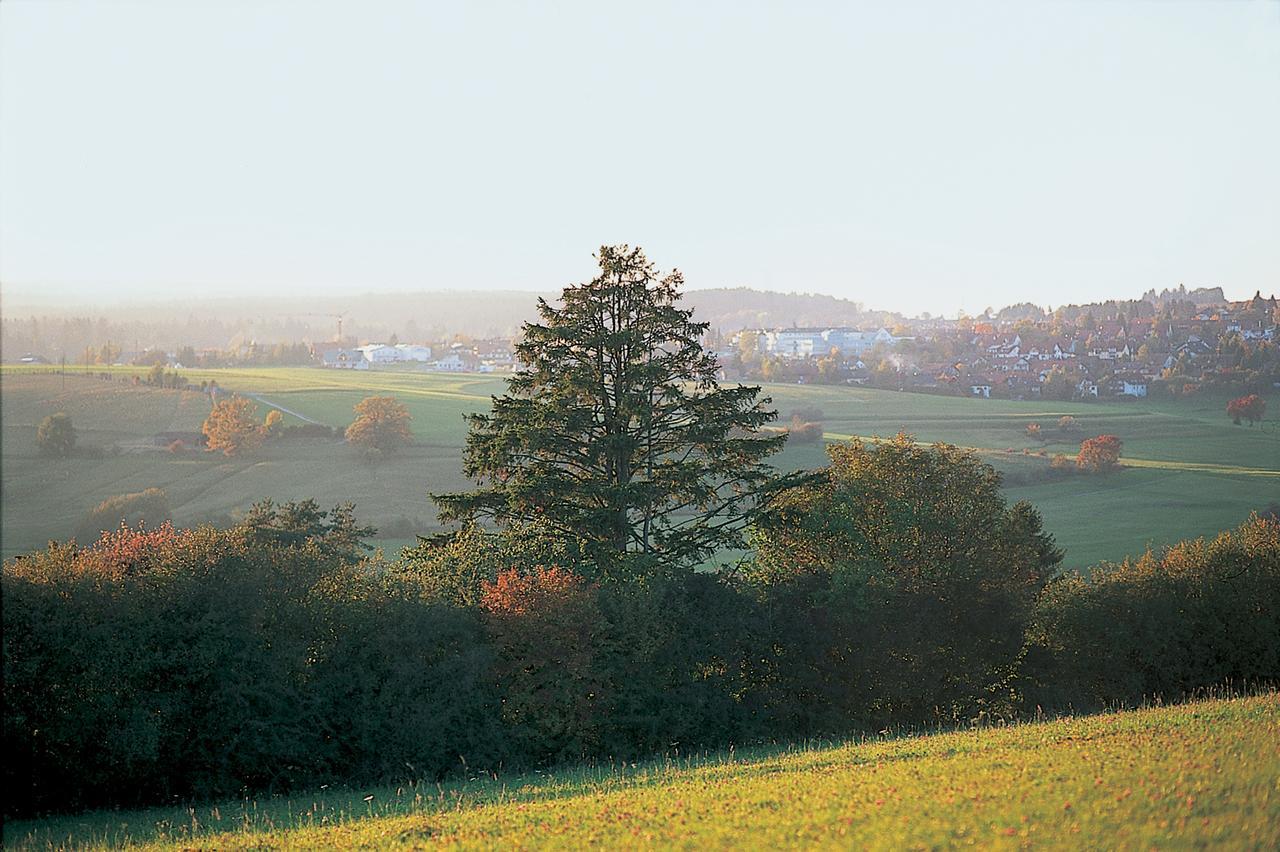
[4,487,1277,817]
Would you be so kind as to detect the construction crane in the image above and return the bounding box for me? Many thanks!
[282,312,347,342]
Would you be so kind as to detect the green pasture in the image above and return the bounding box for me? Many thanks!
[1,366,1276,567]
[6,694,1277,850]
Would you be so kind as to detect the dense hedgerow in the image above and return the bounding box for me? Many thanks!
[1023,515,1280,711]
[4,459,1279,819]
[2,503,501,816]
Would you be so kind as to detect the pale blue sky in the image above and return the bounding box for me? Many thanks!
[1,0,1277,316]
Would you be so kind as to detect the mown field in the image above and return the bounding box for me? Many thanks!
[2,365,1276,567]
[6,694,1277,850]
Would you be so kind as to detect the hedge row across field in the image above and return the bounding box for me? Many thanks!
[3,452,1278,818]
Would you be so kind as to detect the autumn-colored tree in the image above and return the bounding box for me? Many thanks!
[36,412,76,458]
[1057,415,1077,433]
[202,395,265,456]
[480,566,607,761]
[1076,435,1122,473]
[345,395,413,454]
[263,409,284,437]
[1226,394,1266,426]
[1025,422,1042,441]
[74,521,189,579]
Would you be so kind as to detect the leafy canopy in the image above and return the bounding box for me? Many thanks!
[433,245,799,576]
[345,395,413,454]
[201,395,264,456]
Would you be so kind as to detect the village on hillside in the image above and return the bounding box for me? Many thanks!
[7,289,1278,401]
[721,289,1279,400]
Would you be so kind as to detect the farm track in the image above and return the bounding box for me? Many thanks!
[244,393,326,425]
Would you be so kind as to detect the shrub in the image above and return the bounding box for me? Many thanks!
[1076,434,1122,473]
[1227,393,1266,426]
[77,488,171,542]
[2,503,499,816]
[35,412,76,457]
[785,415,824,444]
[748,434,1062,725]
[481,567,607,763]
[1024,516,1280,711]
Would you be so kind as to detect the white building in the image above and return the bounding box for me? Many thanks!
[321,349,370,370]
[760,327,902,359]
[358,344,401,364]
[394,344,434,362]
[433,353,469,372]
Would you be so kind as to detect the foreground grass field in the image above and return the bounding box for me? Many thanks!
[6,694,1277,850]
[2,366,1276,566]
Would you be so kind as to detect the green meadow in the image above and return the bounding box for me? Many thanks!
[5,694,1276,850]
[2,365,1276,568]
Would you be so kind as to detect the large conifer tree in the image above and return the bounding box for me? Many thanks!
[433,245,798,575]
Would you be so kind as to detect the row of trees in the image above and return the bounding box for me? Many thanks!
[6,463,1275,816]
[199,395,413,457]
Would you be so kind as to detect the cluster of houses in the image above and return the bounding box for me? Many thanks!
[944,333,1155,399]
[318,340,516,373]
[731,292,1278,400]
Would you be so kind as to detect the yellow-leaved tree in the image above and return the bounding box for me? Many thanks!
[202,396,265,456]
[345,395,413,456]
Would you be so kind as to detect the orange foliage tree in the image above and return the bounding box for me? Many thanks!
[1226,394,1266,426]
[202,395,265,456]
[75,521,189,578]
[480,566,607,761]
[345,395,413,454]
[1076,435,1122,473]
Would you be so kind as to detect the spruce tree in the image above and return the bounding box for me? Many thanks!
[433,245,799,576]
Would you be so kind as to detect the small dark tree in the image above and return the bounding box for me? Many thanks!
[36,412,76,458]
[433,245,800,577]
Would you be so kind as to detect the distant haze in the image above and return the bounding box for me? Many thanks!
[2,1,1277,317]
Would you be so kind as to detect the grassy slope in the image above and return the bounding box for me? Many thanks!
[6,695,1277,850]
[2,366,1277,566]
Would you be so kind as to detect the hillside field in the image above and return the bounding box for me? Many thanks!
[2,365,1277,568]
[5,694,1277,850]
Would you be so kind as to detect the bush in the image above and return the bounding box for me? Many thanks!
[1076,434,1122,473]
[748,434,1062,726]
[36,412,76,458]
[2,503,500,816]
[1024,516,1280,711]
[77,488,171,542]
[785,415,825,444]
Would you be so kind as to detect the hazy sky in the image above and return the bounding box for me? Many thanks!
[1,1,1277,317]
